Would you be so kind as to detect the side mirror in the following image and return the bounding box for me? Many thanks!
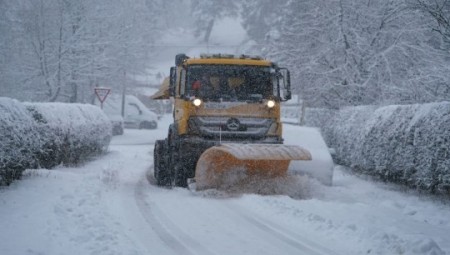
[169,67,176,97]
[278,68,291,101]
[175,54,188,66]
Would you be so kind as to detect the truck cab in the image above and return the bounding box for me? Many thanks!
[169,54,292,141]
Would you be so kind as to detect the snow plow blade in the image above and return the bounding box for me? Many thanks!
[194,144,312,190]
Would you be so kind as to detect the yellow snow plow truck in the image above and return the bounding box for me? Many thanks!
[152,54,312,190]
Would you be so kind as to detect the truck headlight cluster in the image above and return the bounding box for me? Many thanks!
[266,100,275,108]
[193,98,202,107]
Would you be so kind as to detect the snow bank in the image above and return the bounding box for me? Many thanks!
[0,97,112,185]
[305,102,450,194]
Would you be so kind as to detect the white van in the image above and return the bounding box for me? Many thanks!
[123,95,158,129]
[98,94,158,130]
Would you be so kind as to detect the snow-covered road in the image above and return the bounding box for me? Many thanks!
[1,116,449,255]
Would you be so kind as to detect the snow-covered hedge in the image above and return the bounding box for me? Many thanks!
[0,97,112,185]
[281,105,301,121]
[0,98,39,185]
[309,102,450,194]
[302,107,337,130]
[25,102,112,168]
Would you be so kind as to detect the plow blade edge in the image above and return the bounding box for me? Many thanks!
[194,144,312,190]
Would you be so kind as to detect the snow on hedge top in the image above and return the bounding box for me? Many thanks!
[24,102,112,149]
[0,97,34,127]
[25,102,109,127]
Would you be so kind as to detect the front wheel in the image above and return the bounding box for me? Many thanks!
[154,139,170,186]
[173,164,188,187]
[168,144,188,188]
[167,124,188,187]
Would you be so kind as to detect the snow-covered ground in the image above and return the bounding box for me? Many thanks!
[1,115,449,255]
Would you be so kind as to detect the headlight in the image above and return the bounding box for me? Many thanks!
[193,98,202,107]
[267,100,275,108]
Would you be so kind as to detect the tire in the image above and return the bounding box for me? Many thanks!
[174,164,188,187]
[167,124,188,188]
[140,121,158,129]
[139,121,149,129]
[154,139,170,186]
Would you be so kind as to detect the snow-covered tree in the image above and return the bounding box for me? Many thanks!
[0,0,162,103]
[154,0,191,29]
[240,0,288,43]
[190,0,239,43]
[2,0,449,106]
[0,1,13,96]
[242,0,450,108]
[415,0,450,46]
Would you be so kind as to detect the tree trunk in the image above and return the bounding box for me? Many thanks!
[203,18,215,43]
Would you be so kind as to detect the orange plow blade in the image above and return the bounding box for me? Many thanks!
[194,144,311,190]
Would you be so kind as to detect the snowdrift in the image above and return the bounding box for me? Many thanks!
[303,102,450,194]
[0,97,112,185]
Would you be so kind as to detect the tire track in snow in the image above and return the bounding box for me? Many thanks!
[222,201,341,255]
[134,178,217,255]
[144,166,336,254]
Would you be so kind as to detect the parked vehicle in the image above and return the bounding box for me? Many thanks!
[123,95,158,129]
[96,94,158,130]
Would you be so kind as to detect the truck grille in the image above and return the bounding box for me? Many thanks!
[188,116,276,140]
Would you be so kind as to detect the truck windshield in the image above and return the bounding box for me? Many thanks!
[186,65,273,101]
